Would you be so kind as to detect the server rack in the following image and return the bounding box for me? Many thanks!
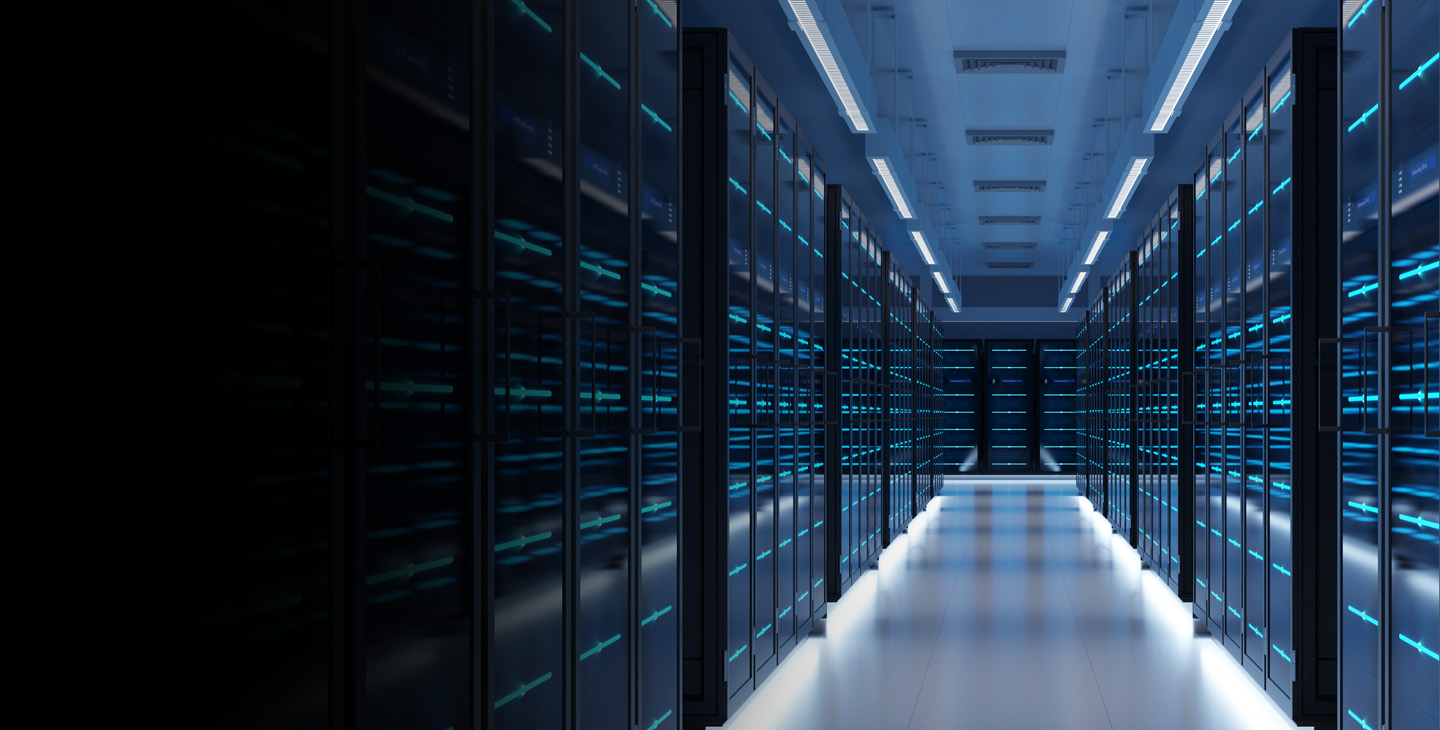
[1036,340,1079,474]
[882,259,917,544]
[1102,254,1138,543]
[938,340,984,474]
[917,311,943,502]
[826,184,887,595]
[1184,29,1340,727]
[680,29,831,727]
[984,340,1037,472]
[1338,4,1439,729]
[147,2,685,729]
[1079,310,1106,507]
[1133,186,1195,600]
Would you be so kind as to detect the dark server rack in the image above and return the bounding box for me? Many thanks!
[882,259,917,544]
[1133,186,1195,600]
[984,340,1037,472]
[918,311,944,502]
[1078,310,1106,506]
[938,340,984,474]
[1102,255,1138,543]
[826,185,887,596]
[680,28,829,727]
[1187,29,1340,727]
[1339,3,1439,730]
[1036,340,1079,474]
[146,2,685,729]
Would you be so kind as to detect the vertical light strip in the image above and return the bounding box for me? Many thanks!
[1061,296,1074,313]
[946,297,959,312]
[1150,0,1236,132]
[1070,270,1088,295]
[786,0,872,132]
[932,271,950,294]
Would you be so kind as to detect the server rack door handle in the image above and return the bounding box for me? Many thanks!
[571,311,598,438]
[1427,313,1439,437]
[824,371,840,426]
[1318,337,1352,433]
[662,337,702,432]
[1361,326,1389,435]
[479,290,512,442]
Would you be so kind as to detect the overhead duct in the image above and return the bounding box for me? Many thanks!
[954,51,1066,74]
[980,216,1042,226]
[966,129,1054,146]
[974,180,1047,193]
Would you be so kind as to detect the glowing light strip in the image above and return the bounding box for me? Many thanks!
[946,296,959,313]
[1347,104,1379,133]
[932,271,950,294]
[1070,270,1088,295]
[1399,53,1439,90]
[1084,230,1110,265]
[1150,0,1234,132]
[872,157,915,218]
[1105,158,1149,218]
[1061,296,1074,313]
[910,230,935,265]
[787,0,871,131]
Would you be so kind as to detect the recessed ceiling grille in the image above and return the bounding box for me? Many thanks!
[967,130,1054,146]
[982,241,1037,250]
[979,216,1041,226]
[974,180,1047,193]
[954,51,1066,74]
[986,262,1035,269]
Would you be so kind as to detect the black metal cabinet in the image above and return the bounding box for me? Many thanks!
[1339,2,1439,728]
[679,29,828,727]
[984,340,1037,473]
[939,340,984,475]
[1036,340,1079,475]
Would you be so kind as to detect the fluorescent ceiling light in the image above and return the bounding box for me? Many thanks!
[1105,157,1150,219]
[1150,0,1235,132]
[946,297,959,313]
[932,271,950,294]
[870,157,915,218]
[1070,270,1088,295]
[787,0,872,132]
[1061,296,1074,313]
[1084,230,1110,265]
[910,230,935,265]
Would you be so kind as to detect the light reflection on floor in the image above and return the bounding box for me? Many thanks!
[723,477,1299,730]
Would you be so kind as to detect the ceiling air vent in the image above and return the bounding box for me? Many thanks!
[974,180,1047,193]
[986,262,1035,270]
[954,51,1066,74]
[982,241,1037,251]
[966,130,1054,146]
[979,216,1041,226]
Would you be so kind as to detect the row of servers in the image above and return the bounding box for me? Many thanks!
[681,28,942,728]
[148,6,944,730]
[937,340,1078,475]
[1079,24,1438,730]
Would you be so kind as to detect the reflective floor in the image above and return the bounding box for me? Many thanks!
[724,478,1299,730]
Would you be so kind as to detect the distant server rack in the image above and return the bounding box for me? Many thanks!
[827,183,888,594]
[681,28,828,726]
[882,257,918,544]
[1105,253,1139,543]
[1036,340,1080,474]
[984,340,1038,472]
[1078,311,1106,507]
[1133,186,1196,601]
[938,340,985,474]
[1338,4,1438,729]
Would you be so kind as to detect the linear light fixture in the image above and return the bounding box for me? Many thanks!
[1084,230,1110,265]
[910,229,936,265]
[932,271,950,294]
[946,297,959,313]
[1070,270,1088,295]
[785,0,872,132]
[1149,0,1238,133]
[1060,296,1074,313]
[1106,157,1151,219]
[869,157,915,218]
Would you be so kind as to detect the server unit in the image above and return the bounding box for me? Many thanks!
[1133,186,1196,600]
[827,184,888,594]
[680,28,828,727]
[984,340,1038,472]
[1079,310,1107,508]
[938,340,985,474]
[1181,28,1341,727]
[882,259,919,544]
[147,2,686,729]
[1105,254,1139,543]
[1036,340,1080,474]
[1338,3,1439,729]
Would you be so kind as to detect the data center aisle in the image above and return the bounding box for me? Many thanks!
[722,478,1298,730]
